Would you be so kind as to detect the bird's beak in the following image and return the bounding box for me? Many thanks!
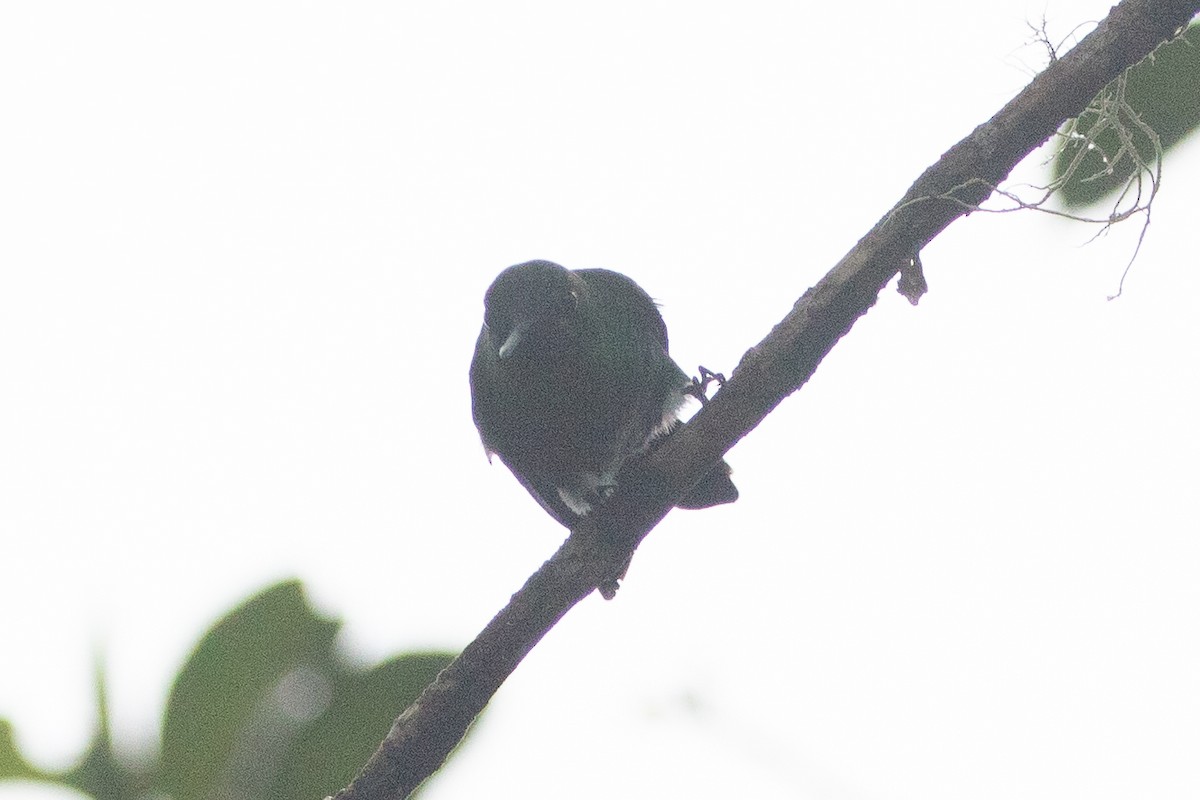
[497,322,527,360]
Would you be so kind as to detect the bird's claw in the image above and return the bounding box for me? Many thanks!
[684,365,726,405]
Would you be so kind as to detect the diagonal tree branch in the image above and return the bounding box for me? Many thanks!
[332,2,1200,797]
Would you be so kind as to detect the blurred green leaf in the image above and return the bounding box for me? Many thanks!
[64,729,144,800]
[158,579,457,800]
[2,657,144,798]
[159,579,341,800]
[0,719,45,780]
[1053,23,1200,208]
[62,658,145,800]
[265,652,451,800]
[2,579,460,800]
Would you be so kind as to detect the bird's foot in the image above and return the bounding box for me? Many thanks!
[684,365,726,405]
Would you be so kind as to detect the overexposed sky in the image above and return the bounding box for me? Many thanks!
[3,2,1198,799]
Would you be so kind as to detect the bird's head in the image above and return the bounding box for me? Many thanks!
[482,260,584,361]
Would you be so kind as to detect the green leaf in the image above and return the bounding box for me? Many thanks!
[0,719,45,781]
[158,579,341,800]
[265,652,452,800]
[1053,23,1200,208]
[62,657,145,800]
[3,579,460,800]
[2,657,143,799]
[63,729,143,800]
[157,579,459,800]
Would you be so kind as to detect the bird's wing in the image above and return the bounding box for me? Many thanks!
[469,321,580,528]
[494,454,579,529]
[574,268,670,354]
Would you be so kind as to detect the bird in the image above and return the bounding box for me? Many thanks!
[469,259,737,528]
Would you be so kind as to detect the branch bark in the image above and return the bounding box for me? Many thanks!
[332,2,1200,798]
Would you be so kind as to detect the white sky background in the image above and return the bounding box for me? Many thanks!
[2,2,1199,799]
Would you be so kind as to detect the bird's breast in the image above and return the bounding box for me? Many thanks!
[489,359,645,471]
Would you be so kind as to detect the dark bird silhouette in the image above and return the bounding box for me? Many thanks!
[469,259,737,528]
